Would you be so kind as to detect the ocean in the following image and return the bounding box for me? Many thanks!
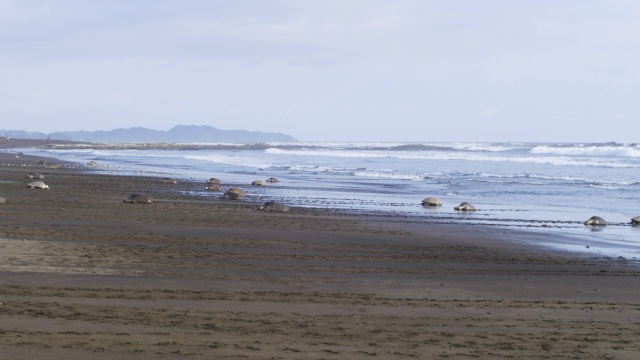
[16,141,640,261]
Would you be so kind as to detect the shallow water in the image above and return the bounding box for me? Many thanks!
[16,141,640,260]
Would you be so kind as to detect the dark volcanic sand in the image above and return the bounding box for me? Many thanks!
[0,143,639,359]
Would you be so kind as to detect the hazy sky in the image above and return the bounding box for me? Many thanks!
[1,0,638,142]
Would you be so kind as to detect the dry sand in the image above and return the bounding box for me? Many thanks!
[0,142,639,359]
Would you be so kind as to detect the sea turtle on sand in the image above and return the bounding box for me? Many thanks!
[266,177,279,183]
[631,216,640,225]
[26,181,49,189]
[207,178,223,185]
[252,180,266,186]
[222,187,246,200]
[161,177,177,184]
[258,201,290,212]
[222,192,244,200]
[584,216,607,226]
[205,184,222,191]
[0,196,6,204]
[26,172,44,179]
[454,202,476,211]
[124,194,151,204]
[422,197,442,207]
[226,187,247,196]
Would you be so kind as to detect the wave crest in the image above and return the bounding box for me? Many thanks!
[530,144,640,158]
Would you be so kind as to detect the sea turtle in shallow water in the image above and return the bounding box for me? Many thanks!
[205,184,222,191]
[161,177,177,184]
[258,201,290,212]
[266,177,279,183]
[454,202,476,211]
[422,197,442,207]
[124,194,151,204]
[26,172,44,179]
[631,216,640,225]
[207,178,223,185]
[252,180,266,186]
[26,181,49,189]
[584,216,607,226]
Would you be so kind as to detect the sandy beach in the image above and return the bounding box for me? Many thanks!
[0,140,638,359]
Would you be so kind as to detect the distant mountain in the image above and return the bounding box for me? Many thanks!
[1,125,297,143]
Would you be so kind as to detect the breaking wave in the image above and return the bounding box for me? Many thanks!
[530,143,640,158]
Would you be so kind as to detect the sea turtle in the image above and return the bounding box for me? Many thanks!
[124,194,151,204]
[422,197,442,207]
[207,178,223,185]
[252,180,266,186]
[258,201,290,212]
[223,192,244,200]
[454,202,476,211]
[161,177,177,184]
[87,160,97,166]
[222,189,245,200]
[266,177,279,183]
[205,184,222,191]
[584,216,607,226]
[226,187,247,196]
[631,216,640,225]
[26,181,49,189]
[26,172,44,179]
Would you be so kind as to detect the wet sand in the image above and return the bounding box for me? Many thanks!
[0,142,639,359]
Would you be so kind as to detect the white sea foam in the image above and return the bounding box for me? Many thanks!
[260,141,529,152]
[478,173,588,182]
[353,171,424,181]
[183,154,273,169]
[530,145,640,158]
[46,148,111,157]
[426,142,523,152]
[267,148,636,168]
[287,164,351,173]
[275,141,410,148]
[265,148,393,159]
[476,172,638,189]
[175,142,249,147]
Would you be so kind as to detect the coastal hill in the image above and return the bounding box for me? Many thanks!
[1,125,297,143]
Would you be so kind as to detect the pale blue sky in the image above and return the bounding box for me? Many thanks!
[1,0,638,142]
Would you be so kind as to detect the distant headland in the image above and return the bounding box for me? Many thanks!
[0,125,297,143]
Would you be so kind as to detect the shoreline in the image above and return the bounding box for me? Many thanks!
[0,137,92,149]
[5,141,633,263]
[1,142,639,358]
[7,140,639,263]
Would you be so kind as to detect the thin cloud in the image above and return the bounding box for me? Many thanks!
[1,0,638,141]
